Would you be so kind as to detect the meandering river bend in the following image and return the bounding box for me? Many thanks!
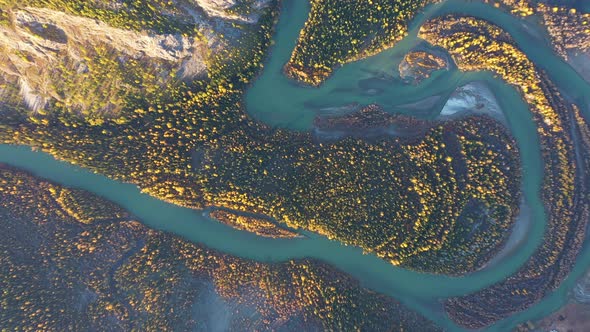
[2,0,590,330]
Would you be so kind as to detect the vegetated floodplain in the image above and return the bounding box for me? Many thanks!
[0,0,588,326]
[285,0,438,85]
[0,0,523,274]
[481,0,590,82]
[419,15,590,329]
[0,165,442,331]
[197,111,521,274]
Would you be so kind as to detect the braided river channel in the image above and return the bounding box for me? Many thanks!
[2,0,590,330]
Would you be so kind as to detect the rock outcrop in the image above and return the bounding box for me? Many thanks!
[0,0,271,117]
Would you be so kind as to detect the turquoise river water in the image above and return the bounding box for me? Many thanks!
[2,0,590,330]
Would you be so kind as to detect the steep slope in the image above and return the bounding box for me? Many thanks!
[0,0,271,119]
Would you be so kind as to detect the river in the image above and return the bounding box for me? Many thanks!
[2,0,590,331]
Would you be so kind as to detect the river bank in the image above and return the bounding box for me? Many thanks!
[479,199,532,271]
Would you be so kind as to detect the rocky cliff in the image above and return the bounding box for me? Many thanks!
[0,0,270,119]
